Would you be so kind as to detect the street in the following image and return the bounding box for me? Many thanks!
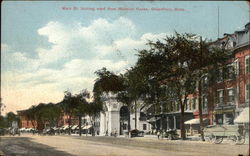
[0,134,249,156]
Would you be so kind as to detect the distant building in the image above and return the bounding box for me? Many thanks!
[99,93,152,136]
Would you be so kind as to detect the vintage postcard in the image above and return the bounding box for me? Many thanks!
[1,1,249,156]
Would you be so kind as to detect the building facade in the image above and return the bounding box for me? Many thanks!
[211,22,249,125]
[99,94,152,136]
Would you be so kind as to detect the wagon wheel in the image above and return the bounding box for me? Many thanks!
[236,135,245,145]
[213,136,223,144]
[207,134,215,142]
[168,134,172,140]
[228,135,237,145]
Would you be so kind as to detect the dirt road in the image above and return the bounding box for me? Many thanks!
[1,134,249,156]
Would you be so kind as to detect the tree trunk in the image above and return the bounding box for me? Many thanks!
[79,115,82,136]
[128,110,131,131]
[198,79,205,141]
[199,36,205,141]
[68,115,71,135]
[180,104,186,140]
[134,100,137,129]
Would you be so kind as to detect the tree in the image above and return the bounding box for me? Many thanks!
[6,112,17,127]
[87,101,102,136]
[93,67,125,134]
[0,115,7,128]
[121,67,149,130]
[73,90,91,136]
[61,90,90,135]
[136,32,228,139]
[24,105,38,129]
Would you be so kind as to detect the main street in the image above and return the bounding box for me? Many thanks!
[0,134,249,156]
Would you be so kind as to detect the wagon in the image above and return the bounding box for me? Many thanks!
[204,124,245,144]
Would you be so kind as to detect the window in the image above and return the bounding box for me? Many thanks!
[216,114,223,125]
[176,102,179,111]
[192,97,197,110]
[216,90,224,105]
[143,124,147,130]
[202,96,208,110]
[123,123,127,130]
[245,55,250,74]
[185,100,188,110]
[217,68,223,82]
[227,88,235,103]
[246,84,250,102]
[234,59,239,75]
[224,64,235,80]
[202,75,209,86]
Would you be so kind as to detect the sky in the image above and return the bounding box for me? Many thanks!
[1,1,249,115]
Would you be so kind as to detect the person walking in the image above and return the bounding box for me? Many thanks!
[157,131,160,139]
[114,128,117,137]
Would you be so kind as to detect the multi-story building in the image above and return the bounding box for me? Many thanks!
[154,23,249,134]
[210,22,249,125]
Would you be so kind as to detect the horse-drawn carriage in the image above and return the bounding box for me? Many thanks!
[204,124,246,144]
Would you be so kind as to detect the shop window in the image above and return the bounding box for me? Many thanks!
[225,113,234,125]
[143,124,147,130]
[245,55,250,74]
[215,114,223,125]
[246,84,250,102]
[227,88,235,103]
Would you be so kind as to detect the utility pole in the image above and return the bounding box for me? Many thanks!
[198,36,205,141]
[217,6,220,38]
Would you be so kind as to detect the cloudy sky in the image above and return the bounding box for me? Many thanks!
[1,1,249,115]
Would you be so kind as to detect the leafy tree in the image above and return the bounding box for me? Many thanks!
[61,90,90,135]
[24,105,39,129]
[136,32,228,139]
[120,67,149,130]
[93,67,125,134]
[0,115,7,128]
[6,112,18,127]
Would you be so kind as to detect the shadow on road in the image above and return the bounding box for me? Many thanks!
[0,137,75,156]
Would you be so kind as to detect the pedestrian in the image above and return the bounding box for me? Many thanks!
[114,128,117,137]
[157,131,160,139]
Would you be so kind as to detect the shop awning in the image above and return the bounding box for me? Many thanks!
[234,107,249,123]
[71,125,78,130]
[63,125,69,130]
[184,118,207,125]
[147,117,161,123]
[82,125,92,130]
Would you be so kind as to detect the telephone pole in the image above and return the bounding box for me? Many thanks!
[198,36,205,141]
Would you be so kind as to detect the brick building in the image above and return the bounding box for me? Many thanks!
[211,22,250,125]
[161,22,249,131]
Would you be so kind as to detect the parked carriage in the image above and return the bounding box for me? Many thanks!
[204,124,246,145]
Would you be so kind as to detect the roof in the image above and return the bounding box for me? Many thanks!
[234,107,249,123]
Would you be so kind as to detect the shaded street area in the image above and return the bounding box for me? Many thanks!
[0,136,74,156]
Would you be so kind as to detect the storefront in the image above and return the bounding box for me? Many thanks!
[152,112,193,131]
[213,105,236,125]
